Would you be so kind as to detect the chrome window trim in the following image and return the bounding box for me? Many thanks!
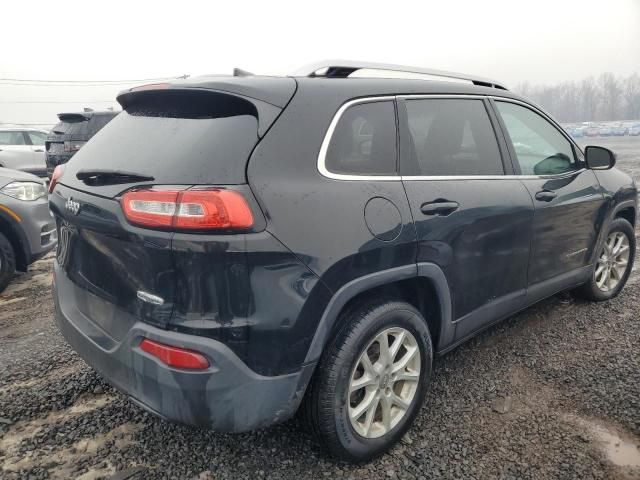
[399,94,488,101]
[317,94,585,182]
[317,96,400,181]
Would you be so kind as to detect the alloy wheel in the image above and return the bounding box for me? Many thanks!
[348,327,421,438]
[595,231,630,292]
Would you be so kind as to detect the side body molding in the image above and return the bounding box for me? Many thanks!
[303,262,454,365]
[417,262,455,349]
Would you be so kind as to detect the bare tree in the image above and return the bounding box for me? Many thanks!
[579,77,599,121]
[513,73,638,122]
[623,73,640,120]
[598,73,622,120]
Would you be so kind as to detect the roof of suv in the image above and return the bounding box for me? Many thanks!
[120,61,523,109]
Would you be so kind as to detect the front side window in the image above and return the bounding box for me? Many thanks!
[325,101,397,176]
[495,101,576,176]
[403,99,503,176]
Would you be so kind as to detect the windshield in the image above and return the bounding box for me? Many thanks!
[52,118,90,135]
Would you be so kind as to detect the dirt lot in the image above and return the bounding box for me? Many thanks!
[1,137,639,480]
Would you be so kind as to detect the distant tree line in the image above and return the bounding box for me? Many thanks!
[514,73,640,123]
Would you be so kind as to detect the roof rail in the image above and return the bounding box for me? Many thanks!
[290,60,508,90]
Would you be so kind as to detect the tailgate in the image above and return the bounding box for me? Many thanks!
[49,85,293,339]
[50,184,175,338]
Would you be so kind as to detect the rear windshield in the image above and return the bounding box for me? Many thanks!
[63,94,259,185]
[52,117,90,135]
[52,114,114,136]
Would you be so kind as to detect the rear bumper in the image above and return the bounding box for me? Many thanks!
[53,261,314,432]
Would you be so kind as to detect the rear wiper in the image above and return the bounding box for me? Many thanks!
[76,169,155,186]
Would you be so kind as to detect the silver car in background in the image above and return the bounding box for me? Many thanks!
[0,167,56,292]
[0,127,49,178]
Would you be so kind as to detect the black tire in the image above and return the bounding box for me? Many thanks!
[575,218,636,301]
[0,232,16,294]
[302,298,433,462]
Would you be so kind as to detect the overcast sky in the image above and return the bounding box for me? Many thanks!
[1,0,639,125]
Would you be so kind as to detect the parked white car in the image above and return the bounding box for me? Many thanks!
[0,127,49,178]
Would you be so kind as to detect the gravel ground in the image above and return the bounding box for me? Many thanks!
[1,137,639,480]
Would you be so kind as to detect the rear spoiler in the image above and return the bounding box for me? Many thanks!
[57,113,90,122]
[116,86,287,137]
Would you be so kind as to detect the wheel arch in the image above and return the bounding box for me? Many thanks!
[0,210,27,271]
[589,200,637,265]
[614,203,636,227]
[303,263,454,366]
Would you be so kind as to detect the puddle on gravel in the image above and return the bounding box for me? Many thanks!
[0,296,26,307]
[2,422,141,477]
[0,363,81,395]
[0,271,51,297]
[0,394,115,454]
[565,414,640,468]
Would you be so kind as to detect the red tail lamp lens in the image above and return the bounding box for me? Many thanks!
[139,338,209,370]
[130,83,171,92]
[175,190,253,229]
[121,188,254,230]
[122,190,179,228]
[49,165,64,193]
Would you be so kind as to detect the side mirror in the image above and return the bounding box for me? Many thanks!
[585,146,616,170]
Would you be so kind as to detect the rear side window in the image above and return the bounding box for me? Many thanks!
[63,91,259,185]
[0,131,26,145]
[403,99,503,176]
[325,101,397,176]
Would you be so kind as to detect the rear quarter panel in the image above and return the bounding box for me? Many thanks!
[247,81,417,366]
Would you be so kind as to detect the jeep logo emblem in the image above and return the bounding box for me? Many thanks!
[65,197,80,215]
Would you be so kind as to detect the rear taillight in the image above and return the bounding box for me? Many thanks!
[139,338,209,370]
[49,165,64,193]
[130,83,171,92]
[121,188,254,231]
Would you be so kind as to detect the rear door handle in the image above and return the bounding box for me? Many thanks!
[420,200,459,216]
[535,190,557,202]
[34,149,44,152]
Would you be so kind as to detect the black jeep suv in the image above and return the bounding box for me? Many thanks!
[45,110,118,178]
[49,61,637,462]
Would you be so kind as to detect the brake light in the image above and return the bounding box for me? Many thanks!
[139,338,209,370]
[130,83,171,92]
[49,165,64,193]
[121,188,254,230]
